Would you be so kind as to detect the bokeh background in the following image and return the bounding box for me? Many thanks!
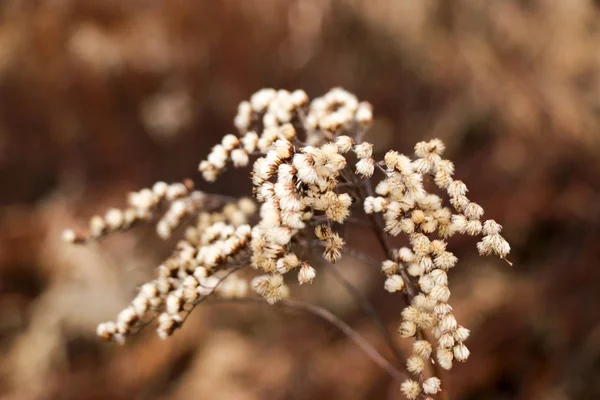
[1,1,600,399]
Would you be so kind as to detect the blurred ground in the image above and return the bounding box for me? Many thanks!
[1,1,600,399]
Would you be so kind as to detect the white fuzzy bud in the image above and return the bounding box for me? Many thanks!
[400,379,421,400]
[453,343,470,362]
[406,355,425,374]
[381,260,399,275]
[423,377,441,395]
[413,340,433,359]
[437,348,454,370]
[62,229,76,243]
[298,263,316,285]
[384,275,405,293]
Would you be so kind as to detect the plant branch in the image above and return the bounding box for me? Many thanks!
[323,260,408,369]
[208,297,407,383]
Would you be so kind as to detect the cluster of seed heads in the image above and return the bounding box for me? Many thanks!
[63,88,510,399]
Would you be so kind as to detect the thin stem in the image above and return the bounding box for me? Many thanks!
[360,180,418,298]
[342,246,381,266]
[323,260,408,369]
[310,240,380,270]
[209,297,407,383]
[181,265,245,321]
[359,176,446,389]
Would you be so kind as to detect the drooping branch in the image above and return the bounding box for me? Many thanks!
[208,297,407,383]
[322,259,408,370]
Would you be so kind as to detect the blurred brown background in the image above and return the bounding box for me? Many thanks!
[1,1,600,399]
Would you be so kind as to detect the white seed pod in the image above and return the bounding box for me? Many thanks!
[384,275,405,293]
[413,340,433,359]
[439,314,458,332]
[400,379,421,400]
[355,158,375,177]
[430,285,451,303]
[422,377,442,395]
[434,251,458,270]
[464,202,484,220]
[429,269,448,286]
[447,180,468,197]
[152,181,168,197]
[231,148,249,167]
[412,294,436,311]
[410,234,431,255]
[105,208,124,230]
[381,260,399,275]
[62,229,76,243]
[89,215,106,237]
[454,326,471,342]
[355,102,373,124]
[140,282,159,299]
[453,343,470,362]
[335,135,354,153]
[401,306,419,322]
[465,220,483,236]
[438,333,455,349]
[241,131,259,153]
[449,214,467,234]
[116,307,137,333]
[482,219,503,235]
[97,321,117,341]
[399,321,417,338]
[418,274,435,294]
[397,247,415,263]
[132,296,150,317]
[221,134,240,151]
[166,290,184,315]
[434,302,453,317]
[298,263,316,285]
[419,255,434,273]
[353,142,373,159]
[477,234,511,257]
[406,355,425,374]
[437,348,454,370]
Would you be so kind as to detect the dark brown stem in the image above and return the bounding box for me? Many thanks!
[209,297,407,383]
[356,176,418,299]
[359,176,446,392]
[323,260,408,370]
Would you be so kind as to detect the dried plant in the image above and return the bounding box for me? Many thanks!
[63,88,510,399]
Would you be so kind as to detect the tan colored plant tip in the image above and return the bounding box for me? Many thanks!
[63,87,511,399]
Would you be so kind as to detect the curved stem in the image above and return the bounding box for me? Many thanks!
[209,297,407,383]
[324,261,408,370]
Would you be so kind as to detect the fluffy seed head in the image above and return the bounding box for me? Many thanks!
[381,260,399,275]
[406,355,425,374]
[401,379,421,400]
[384,275,405,293]
[298,263,316,285]
[423,377,442,395]
[453,343,470,362]
[437,348,454,370]
[413,340,433,359]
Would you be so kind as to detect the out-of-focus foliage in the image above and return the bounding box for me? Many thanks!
[0,1,599,399]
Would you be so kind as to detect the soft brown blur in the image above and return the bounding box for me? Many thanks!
[1,1,599,399]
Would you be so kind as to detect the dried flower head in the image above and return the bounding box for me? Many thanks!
[63,88,510,399]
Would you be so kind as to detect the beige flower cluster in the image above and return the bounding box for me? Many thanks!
[248,131,371,302]
[366,139,510,398]
[62,180,199,243]
[94,197,256,342]
[64,88,510,399]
